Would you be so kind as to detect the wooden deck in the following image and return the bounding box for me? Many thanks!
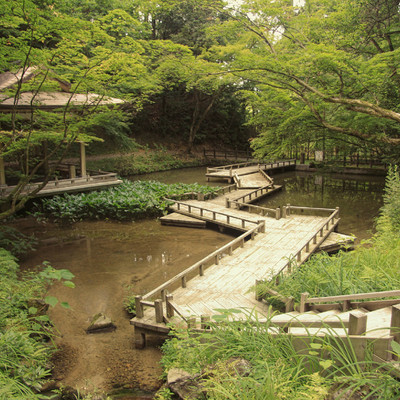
[132,164,345,347]
[206,159,296,183]
[0,172,122,198]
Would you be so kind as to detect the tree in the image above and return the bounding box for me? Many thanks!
[208,0,400,160]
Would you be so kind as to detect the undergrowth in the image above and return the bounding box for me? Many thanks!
[0,248,74,399]
[33,180,219,223]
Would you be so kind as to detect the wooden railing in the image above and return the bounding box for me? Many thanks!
[227,185,274,207]
[258,167,274,186]
[229,202,281,220]
[0,172,120,196]
[206,159,296,175]
[135,221,266,323]
[203,149,253,161]
[166,199,261,230]
[274,207,340,278]
[300,290,400,313]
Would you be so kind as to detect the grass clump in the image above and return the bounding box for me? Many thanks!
[0,248,74,398]
[33,179,219,223]
[161,312,400,399]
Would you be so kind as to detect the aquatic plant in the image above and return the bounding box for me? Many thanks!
[34,180,220,223]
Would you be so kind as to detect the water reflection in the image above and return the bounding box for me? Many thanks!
[261,171,385,240]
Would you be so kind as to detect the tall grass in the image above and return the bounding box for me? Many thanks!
[161,311,400,399]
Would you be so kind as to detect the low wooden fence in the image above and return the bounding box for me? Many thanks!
[274,207,340,278]
[135,221,266,323]
[300,289,400,313]
[203,149,253,161]
[166,199,262,230]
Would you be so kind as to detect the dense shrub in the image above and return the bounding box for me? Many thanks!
[34,180,219,222]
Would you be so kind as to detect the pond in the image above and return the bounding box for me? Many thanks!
[19,166,385,398]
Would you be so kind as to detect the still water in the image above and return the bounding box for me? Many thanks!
[20,166,385,397]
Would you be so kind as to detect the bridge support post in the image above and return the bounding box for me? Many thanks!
[390,304,400,360]
[282,207,287,218]
[134,328,146,349]
[135,296,144,318]
[348,310,367,336]
[166,295,174,318]
[155,299,164,323]
[300,292,309,313]
[201,315,211,330]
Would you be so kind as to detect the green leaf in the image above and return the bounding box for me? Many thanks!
[60,301,71,309]
[319,360,333,370]
[44,296,59,307]
[35,315,50,322]
[390,340,400,356]
[63,281,75,288]
[28,307,38,315]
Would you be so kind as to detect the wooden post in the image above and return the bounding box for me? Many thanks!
[201,315,211,330]
[348,310,367,336]
[306,242,310,252]
[285,297,295,312]
[300,292,309,313]
[335,207,340,219]
[135,296,144,318]
[255,279,263,301]
[297,252,302,262]
[188,317,196,329]
[282,206,287,218]
[225,198,230,208]
[276,208,281,220]
[258,220,266,233]
[166,295,174,318]
[135,329,146,349]
[181,276,187,288]
[155,299,164,323]
[0,157,6,186]
[342,299,350,312]
[390,304,400,360]
[215,254,219,265]
[287,204,291,216]
[80,142,87,177]
[69,165,76,179]
[160,289,166,301]
[199,264,204,276]
[197,193,205,201]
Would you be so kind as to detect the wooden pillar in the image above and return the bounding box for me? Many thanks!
[0,157,6,186]
[135,329,146,349]
[155,299,164,323]
[166,295,174,318]
[135,296,144,318]
[348,310,367,336]
[300,292,309,313]
[69,165,76,179]
[390,304,400,360]
[201,315,211,329]
[80,142,87,177]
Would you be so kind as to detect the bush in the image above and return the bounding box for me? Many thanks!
[34,180,219,223]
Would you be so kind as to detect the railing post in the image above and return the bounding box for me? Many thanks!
[135,296,144,318]
[276,208,281,220]
[225,198,230,208]
[348,310,367,336]
[201,315,211,330]
[282,206,287,218]
[181,276,187,288]
[300,292,309,313]
[188,317,196,329]
[258,220,265,233]
[215,254,219,265]
[197,193,205,201]
[155,299,164,323]
[287,204,291,216]
[160,289,166,301]
[336,207,340,219]
[199,264,204,276]
[297,252,302,262]
[285,297,295,312]
[306,242,310,252]
[390,304,400,360]
[166,295,174,318]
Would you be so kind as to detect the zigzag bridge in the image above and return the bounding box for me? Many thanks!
[131,161,400,367]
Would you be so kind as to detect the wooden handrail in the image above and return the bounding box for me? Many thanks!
[166,198,259,228]
[306,290,400,304]
[140,222,265,302]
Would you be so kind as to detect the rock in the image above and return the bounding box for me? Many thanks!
[86,313,116,333]
[167,368,203,400]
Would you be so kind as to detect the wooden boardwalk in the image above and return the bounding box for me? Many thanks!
[131,163,343,347]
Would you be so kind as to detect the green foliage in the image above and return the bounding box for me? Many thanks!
[377,165,400,234]
[34,179,220,222]
[87,150,204,176]
[161,312,400,399]
[0,226,38,259]
[0,248,74,398]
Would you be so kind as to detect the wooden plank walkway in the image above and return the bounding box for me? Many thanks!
[132,163,343,347]
[206,159,296,183]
